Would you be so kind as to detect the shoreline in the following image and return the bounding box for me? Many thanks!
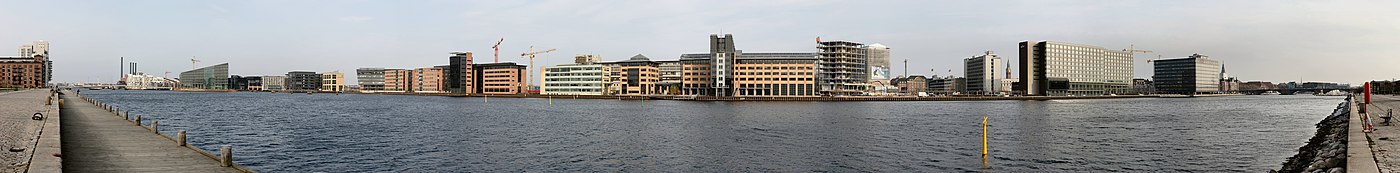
[141,89,1256,102]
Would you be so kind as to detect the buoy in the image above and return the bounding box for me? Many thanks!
[982,115,989,157]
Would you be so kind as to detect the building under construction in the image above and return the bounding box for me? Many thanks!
[817,40,869,96]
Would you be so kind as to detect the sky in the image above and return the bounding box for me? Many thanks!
[1,0,1396,85]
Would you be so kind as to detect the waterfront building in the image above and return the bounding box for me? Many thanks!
[680,53,713,96]
[926,76,965,95]
[1000,78,1017,94]
[1,40,52,88]
[1018,41,1134,96]
[383,69,413,92]
[179,63,230,90]
[541,63,609,95]
[1133,78,1156,94]
[1239,81,1277,91]
[817,40,869,96]
[123,73,178,90]
[413,67,445,93]
[895,75,928,95]
[964,51,1004,95]
[262,76,287,91]
[867,43,891,85]
[245,76,263,91]
[732,52,819,97]
[602,54,661,95]
[1152,54,1221,95]
[285,71,321,91]
[473,62,527,94]
[321,71,345,92]
[1220,77,1240,94]
[657,60,682,95]
[356,68,385,92]
[229,75,247,90]
[709,34,739,97]
[448,52,474,94]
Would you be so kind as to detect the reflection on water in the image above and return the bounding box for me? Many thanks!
[81,90,1340,172]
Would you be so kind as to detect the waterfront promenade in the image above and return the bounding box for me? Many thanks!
[1363,94,1400,172]
[60,90,246,172]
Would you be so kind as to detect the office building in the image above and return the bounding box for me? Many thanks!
[229,75,247,90]
[733,52,819,97]
[575,54,602,64]
[448,52,474,94]
[245,76,263,91]
[964,51,1003,95]
[123,73,177,90]
[927,76,965,95]
[413,67,445,93]
[603,54,661,95]
[179,63,230,89]
[1152,54,1221,95]
[817,40,868,96]
[1000,78,1017,94]
[357,68,385,92]
[709,34,739,96]
[1,40,51,88]
[383,69,413,92]
[286,71,321,91]
[894,75,928,95]
[473,62,526,94]
[1133,78,1155,94]
[657,60,682,95]
[321,71,345,92]
[1018,41,1134,96]
[541,63,609,95]
[262,76,287,91]
[680,53,713,96]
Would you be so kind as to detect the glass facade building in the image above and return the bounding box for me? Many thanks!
[1152,54,1222,95]
[178,63,229,89]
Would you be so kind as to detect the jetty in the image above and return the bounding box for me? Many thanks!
[58,90,252,172]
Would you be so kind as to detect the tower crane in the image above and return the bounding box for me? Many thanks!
[1123,44,1153,54]
[520,46,556,94]
[191,57,200,70]
[492,38,504,63]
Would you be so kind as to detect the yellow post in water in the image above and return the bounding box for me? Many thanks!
[982,115,989,158]
[549,96,553,106]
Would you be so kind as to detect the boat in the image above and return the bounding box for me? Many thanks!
[1261,91,1281,95]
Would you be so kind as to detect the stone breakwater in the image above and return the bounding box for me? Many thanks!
[1274,99,1351,173]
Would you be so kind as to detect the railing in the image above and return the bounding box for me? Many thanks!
[74,92,257,173]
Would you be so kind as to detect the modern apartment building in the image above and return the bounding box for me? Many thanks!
[817,40,868,96]
[286,71,321,91]
[1018,41,1134,96]
[179,63,230,89]
[1152,54,1222,95]
[448,52,474,94]
[413,66,446,93]
[732,53,819,97]
[964,51,1003,94]
[357,68,385,92]
[1,40,52,88]
[320,71,345,92]
[541,63,609,95]
[473,62,526,94]
[383,69,413,92]
[262,76,287,91]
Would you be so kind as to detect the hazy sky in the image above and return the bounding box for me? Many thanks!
[2,0,1396,85]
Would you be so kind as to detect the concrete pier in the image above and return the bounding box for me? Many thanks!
[1361,94,1400,172]
[59,90,248,172]
[0,90,57,172]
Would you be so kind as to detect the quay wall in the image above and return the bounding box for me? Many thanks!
[1274,97,1353,172]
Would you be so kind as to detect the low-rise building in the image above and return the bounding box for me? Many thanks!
[180,63,230,89]
[895,75,928,95]
[357,68,385,92]
[321,71,345,92]
[413,67,445,93]
[383,69,413,92]
[1152,54,1221,95]
[262,76,287,91]
[1133,78,1155,94]
[657,60,682,95]
[732,53,818,97]
[602,54,661,95]
[927,76,965,95]
[286,71,320,91]
[474,62,526,94]
[541,63,609,95]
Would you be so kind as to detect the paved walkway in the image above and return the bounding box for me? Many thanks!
[1363,94,1400,172]
[60,91,244,172]
[0,89,51,172]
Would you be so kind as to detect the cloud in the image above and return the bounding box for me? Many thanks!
[339,16,374,23]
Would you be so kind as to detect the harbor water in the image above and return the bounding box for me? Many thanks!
[78,90,1340,172]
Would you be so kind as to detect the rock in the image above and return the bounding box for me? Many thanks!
[1327,167,1343,173]
[8,147,24,152]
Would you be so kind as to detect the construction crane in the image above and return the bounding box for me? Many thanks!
[520,46,556,93]
[190,57,200,70]
[1123,44,1153,54]
[492,38,504,63]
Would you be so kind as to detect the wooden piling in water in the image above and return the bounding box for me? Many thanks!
[151,120,158,133]
[220,146,233,167]
[177,130,187,146]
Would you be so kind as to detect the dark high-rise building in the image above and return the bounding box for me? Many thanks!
[709,34,737,97]
[1152,54,1222,95]
[448,52,474,94]
[286,71,321,91]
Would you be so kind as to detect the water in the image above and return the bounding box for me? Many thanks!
[78,90,1342,172]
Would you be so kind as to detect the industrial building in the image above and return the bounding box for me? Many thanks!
[1018,41,1135,96]
[1152,54,1222,95]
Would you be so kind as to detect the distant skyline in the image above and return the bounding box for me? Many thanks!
[2,0,1396,85]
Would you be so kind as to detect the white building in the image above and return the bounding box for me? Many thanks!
[964,51,1003,94]
[123,73,177,90]
[263,76,287,91]
[541,63,609,95]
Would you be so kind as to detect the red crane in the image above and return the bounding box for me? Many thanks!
[492,38,504,63]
